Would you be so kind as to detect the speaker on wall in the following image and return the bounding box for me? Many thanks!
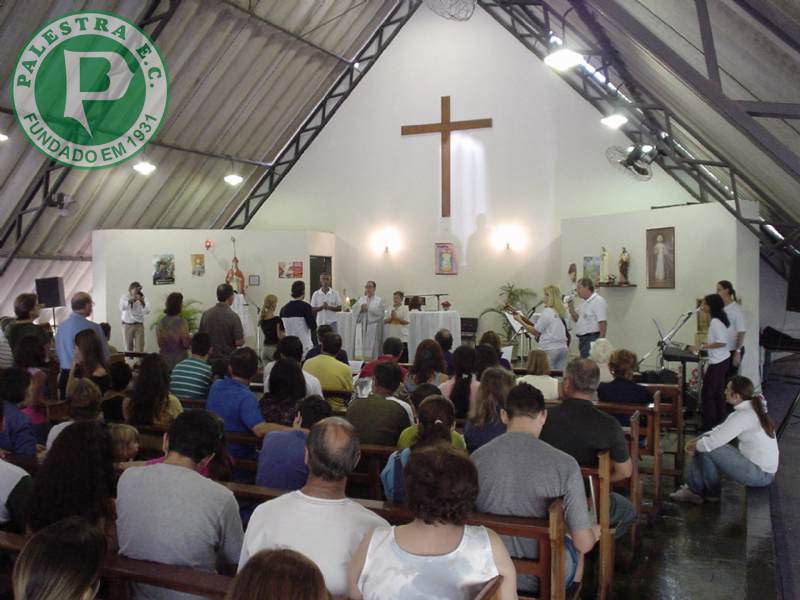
[35,277,66,309]
[787,256,800,313]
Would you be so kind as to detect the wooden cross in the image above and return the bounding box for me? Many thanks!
[401,96,492,217]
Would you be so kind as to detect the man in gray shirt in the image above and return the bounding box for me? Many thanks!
[198,284,245,363]
[117,410,243,600]
[472,382,600,593]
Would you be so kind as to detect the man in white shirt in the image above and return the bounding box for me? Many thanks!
[567,278,608,359]
[311,272,343,333]
[239,417,388,597]
[119,281,150,353]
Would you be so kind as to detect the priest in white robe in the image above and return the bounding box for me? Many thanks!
[353,281,385,360]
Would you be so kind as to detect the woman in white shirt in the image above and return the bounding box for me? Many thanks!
[690,294,731,432]
[514,285,570,370]
[671,376,777,504]
[349,444,517,600]
[517,349,560,401]
[717,280,746,377]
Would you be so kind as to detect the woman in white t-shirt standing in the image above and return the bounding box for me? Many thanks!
[514,285,570,370]
[717,280,746,378]
[690,294,731,432]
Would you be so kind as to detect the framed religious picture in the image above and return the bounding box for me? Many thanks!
[190,254,205,277]
[435,243,457,275]
[647,227,675,289]
[582,256,600,286]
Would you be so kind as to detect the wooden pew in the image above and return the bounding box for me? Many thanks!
[177,396,207,410]
[596,394,662,520]
[6,460,572,599]
[579,451,613,600]
[223,482,572,600]
[475,575,504,600]
[0,531,232,600]
[640,383,684,479]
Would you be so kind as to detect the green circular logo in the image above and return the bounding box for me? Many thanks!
[11,11,169,169]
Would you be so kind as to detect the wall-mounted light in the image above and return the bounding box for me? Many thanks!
[492,225,526,251]
[204,239,212,251]
[133,161,156,175]
[0,133,8,142]
[370,228,401,254]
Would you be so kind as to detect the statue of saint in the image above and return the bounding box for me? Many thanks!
[619,247,630,283]
[599,247,610,283]
[226,257,245,293]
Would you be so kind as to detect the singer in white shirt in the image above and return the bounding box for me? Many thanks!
[514,284,570,370]
[567,278,607,359]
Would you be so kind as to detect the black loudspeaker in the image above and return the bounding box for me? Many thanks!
[35,277,66,309]
[787,256,800,313]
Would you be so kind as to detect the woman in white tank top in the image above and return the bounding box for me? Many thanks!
[348,445,517,600]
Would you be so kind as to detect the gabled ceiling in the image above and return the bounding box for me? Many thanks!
[1,0,800,315]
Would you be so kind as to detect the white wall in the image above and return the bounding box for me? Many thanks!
[562,201,760,384]
[245,7,695,334]
[92,229,335,352]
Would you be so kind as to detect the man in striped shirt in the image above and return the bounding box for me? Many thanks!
[170,333,213,399]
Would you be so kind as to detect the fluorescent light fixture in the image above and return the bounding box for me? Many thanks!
[133,162,156,175]
[0,133,8,142]
[601,114,628,128]
[642,144,654,153]
[543,48,584,70]
[224,174,243,185]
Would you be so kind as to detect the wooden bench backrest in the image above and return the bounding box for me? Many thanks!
[579,451,613,600]
[596,393,663,517]
[224,482,567,600]
[0,531,231,600]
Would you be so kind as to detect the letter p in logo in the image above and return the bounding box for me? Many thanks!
[63,50,135,138]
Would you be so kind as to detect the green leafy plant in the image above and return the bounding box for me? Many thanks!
[480,283,537,343]
[149,297,204,334]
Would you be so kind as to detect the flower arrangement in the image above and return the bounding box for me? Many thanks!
[441,301,452,311]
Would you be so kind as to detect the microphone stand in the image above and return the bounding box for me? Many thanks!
[241,286,263,369]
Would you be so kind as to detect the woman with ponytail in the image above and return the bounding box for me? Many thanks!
[380,395,456,502]
[717,280,746,377]
[439,345,479,419]
[689,294,731,431]
[671,376,778,504]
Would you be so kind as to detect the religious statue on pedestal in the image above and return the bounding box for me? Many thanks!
[619,247,630,283]
[599,247,610,283]
[226,257,245,294]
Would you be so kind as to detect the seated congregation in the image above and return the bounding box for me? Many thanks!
[0,287,776,600]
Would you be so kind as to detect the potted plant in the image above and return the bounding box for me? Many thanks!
[480,283,537,344]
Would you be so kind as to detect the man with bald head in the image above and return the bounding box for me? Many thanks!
[54,292,110,399]
[239,417,388,597]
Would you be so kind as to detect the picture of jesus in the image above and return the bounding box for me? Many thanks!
[646,227,675,288]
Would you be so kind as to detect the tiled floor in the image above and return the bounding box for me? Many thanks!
[610,435,749,600]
